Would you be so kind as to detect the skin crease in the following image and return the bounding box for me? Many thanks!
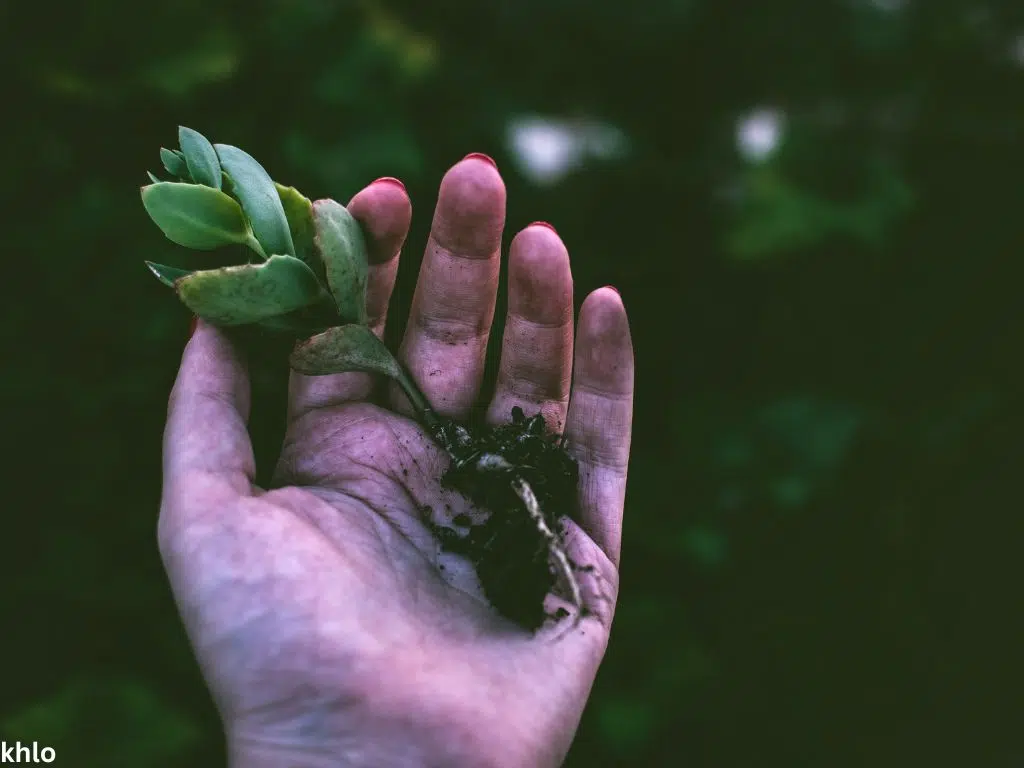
[158,157,635,767]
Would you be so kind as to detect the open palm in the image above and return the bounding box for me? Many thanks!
[158,157,634,767]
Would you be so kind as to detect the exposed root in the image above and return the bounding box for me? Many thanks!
[510,475,583,628]
[427,407,585,631]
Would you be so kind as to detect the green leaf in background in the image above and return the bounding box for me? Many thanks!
[1,676,200,767]
[312,199,369,324]
[146,171,160,184]
[597,698,657,754]
[159,147,189,179]
[177,254,324,325]
[214,143,295,258]
[290,324,400,377]
[177,126,222,189]
[138,29,241,98]
[275,182,317,267]
[145,261,192,288]
[681,525,728,568]
[726,162,913,260]
[141,182,250,250]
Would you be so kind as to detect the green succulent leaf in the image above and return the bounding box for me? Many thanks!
[145,261,193,288]
[312,199,369,324]
[257,292,345,335]
[160,148,190,180]
[290,324,401,378]
[257,314,315,334]
[141,182,250,250]
[275,183,317,267]
[146,171,161,184]
[178,126,222,189]
[214,143,295,258]
[176,255,324,325]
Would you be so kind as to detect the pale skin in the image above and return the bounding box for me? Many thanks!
[158,156,635,767]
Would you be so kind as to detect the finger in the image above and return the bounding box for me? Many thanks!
[486,223,573,432]
[564,288,634,568]
[287,179,412,421]
[397,156,505,418]
[163,319,255,499]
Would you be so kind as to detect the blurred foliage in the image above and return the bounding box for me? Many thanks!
[2,0,1023,765]
[2,678,199,767]
[728,159,915,259]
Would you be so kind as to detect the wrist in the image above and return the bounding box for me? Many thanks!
[227,718,516,768]
[229,735,451,768]
[230,740,337,768]
[229,739,514,768]
[222,666,568,768]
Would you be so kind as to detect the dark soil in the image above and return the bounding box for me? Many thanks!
[423,407,581,631]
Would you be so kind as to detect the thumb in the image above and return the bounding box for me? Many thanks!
[162,318,255,498]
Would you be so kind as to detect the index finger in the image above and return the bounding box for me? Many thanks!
[286,178,412,421]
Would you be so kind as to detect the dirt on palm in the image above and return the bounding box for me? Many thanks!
[423,407,582,631]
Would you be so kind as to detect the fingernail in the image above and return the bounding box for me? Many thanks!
[463,152,497,170]
[373,176,406,191]
[528,221,558,234]
[604,285,621,297]
[188,316,198,338]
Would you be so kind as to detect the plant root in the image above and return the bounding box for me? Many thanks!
[510,474,583,629]
[425,407,586,631]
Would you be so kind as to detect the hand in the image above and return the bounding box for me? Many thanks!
[158,156,635,767]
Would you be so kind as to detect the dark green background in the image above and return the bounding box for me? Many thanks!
[3,1,1023,765]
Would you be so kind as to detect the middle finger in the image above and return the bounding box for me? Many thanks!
[397,155,506,418]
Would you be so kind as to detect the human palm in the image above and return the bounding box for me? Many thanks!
[158,157,634,767]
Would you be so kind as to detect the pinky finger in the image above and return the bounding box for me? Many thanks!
[564,288,634,569]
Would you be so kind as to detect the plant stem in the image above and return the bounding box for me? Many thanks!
[394,364,439,429]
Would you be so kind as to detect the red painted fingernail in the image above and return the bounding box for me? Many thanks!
[373,176,405,191]
[528,221,558,234]
[463,152,497,169]
[188,316,198,338]
[604,285,621,297]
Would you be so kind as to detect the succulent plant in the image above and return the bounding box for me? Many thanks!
[142,126,434,423]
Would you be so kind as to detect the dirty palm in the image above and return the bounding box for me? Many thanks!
[144,125,621,632]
